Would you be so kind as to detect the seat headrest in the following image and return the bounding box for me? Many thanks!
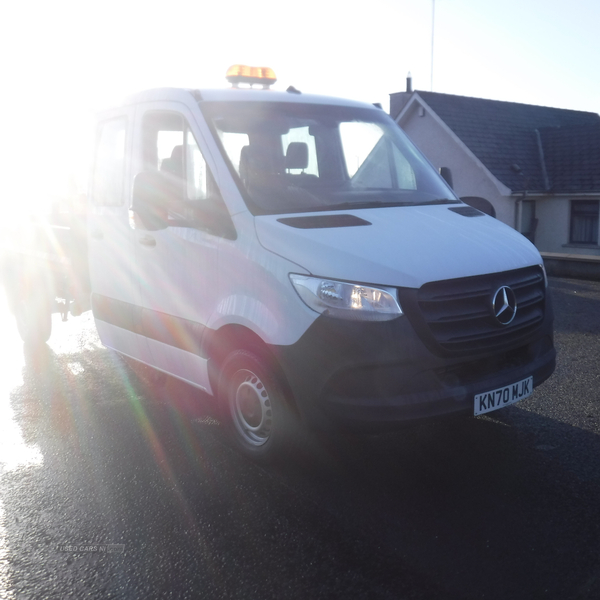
[285,142,309,170]
[161,145,184,177]
[240,144,279,176]
[170,145,183,162]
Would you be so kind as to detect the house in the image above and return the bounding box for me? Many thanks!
[389,83,600,267]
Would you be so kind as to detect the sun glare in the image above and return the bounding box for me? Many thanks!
[0,292,44,473]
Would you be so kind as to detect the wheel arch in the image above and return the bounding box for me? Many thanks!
[205,323,300,417]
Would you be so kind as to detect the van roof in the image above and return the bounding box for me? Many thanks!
[120,87,376,111]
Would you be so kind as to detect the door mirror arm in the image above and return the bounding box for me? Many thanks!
[188,202,237,240]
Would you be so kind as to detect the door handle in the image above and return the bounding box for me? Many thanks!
[138,235,156,247]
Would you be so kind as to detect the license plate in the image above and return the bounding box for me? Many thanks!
[474,376,533,416]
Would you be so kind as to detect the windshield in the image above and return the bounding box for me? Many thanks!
[201,101,458,215]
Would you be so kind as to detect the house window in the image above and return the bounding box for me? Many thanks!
[570,200,599,244]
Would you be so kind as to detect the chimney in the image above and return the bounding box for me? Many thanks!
[389,72,415,119]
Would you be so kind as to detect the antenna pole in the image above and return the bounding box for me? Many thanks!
[431,0,435,91]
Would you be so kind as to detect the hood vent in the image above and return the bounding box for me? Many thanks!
[277,214,372,229]
[449,206,484,217]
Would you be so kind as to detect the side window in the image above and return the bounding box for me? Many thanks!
[339,122,416,190]
[142,111,213,203]
[391,144,417,189]
[281,127,319,176]
[340,122,383,178]
[92,118,126,206]
[141,111,233,237]
[186,130,207,201]
[157,129,183,168]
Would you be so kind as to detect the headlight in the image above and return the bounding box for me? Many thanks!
[289,274,403,321]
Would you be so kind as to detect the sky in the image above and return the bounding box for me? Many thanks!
[1,0,599,205]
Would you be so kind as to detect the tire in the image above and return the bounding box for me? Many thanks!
[15,294,52,346]
[219,349,297,462]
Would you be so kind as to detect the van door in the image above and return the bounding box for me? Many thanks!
[88,109,148,362]
[131,104,231,392]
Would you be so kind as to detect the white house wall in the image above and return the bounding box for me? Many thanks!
[399,104,515,226]
[535,196,600,257]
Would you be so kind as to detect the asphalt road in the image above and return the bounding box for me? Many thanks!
[0,277,599,599]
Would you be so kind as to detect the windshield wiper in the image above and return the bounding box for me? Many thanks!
[311,198,461,212]
[419,198,462,205]
[330,201,415,210]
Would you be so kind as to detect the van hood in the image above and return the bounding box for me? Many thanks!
[254,206,542,289]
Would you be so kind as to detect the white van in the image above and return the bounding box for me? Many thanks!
[88,66,555,460]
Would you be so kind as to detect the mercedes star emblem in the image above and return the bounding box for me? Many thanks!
[492,286,517,325]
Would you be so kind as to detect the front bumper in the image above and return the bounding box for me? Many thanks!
[273,298,555,431]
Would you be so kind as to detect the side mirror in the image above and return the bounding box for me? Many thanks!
[131,172,170,231]
[440,166,454,189]
[460,196,496,218]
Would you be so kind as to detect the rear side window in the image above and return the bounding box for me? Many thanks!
[281,126,319,176]
[92,118,126,206]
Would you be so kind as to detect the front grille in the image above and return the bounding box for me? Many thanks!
[406,266,546,355]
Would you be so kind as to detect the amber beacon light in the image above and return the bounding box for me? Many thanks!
[226,65,277,88]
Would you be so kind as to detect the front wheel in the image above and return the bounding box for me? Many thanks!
[219,349,297,462]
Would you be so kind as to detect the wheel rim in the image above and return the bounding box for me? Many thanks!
[230,369,272,447]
